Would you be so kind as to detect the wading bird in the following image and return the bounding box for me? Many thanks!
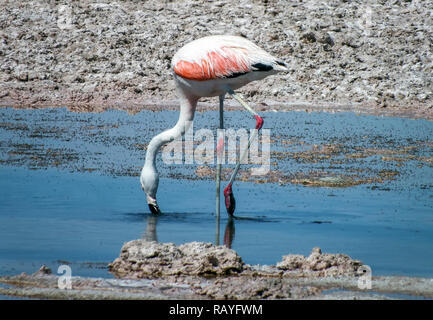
[141,35,287,216]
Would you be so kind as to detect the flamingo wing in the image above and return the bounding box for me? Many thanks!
[172,36,285,81]
[173,46,253,81]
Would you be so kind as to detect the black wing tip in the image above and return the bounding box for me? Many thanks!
[276,60,288,67]
[224,61,287,79]
[224,71,249,79]
[252,63,274,72]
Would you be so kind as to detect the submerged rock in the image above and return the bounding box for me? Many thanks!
[109,240,244,278]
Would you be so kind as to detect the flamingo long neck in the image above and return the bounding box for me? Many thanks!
[144,94,198,171]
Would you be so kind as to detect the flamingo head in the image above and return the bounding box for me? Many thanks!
[140,166,162,215]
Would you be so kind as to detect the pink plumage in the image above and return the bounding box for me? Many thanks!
[172,35,287,82]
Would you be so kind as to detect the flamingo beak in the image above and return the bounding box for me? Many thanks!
[147,195,162,215]
[223,183,236,216]
[148,203,162,215]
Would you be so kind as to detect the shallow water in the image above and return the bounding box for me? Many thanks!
[0,107,432,278]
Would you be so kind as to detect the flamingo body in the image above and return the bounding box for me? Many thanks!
[141,35,287,214]
[172,35,287,97]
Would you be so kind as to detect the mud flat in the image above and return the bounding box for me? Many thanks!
[1,241,432,300]
[0,0,432,120]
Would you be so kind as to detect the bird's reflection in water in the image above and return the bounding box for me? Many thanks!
[142,214,158,242]
[221,215,271,248]
[223,217,236,248]
[141,213,236,248]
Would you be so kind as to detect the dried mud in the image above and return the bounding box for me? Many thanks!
[0,0,432,120]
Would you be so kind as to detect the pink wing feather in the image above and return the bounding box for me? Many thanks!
[173,46,252,81]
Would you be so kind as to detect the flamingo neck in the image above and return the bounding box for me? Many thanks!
[144,94,198,172]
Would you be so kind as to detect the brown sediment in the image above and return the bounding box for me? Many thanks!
[2,110,430,185]
[218,133,430,186]
[381,156,409,162]
[192,157,402,188]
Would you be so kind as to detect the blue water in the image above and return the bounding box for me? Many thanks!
[0,107,432,278]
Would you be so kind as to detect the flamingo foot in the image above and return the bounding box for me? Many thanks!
[223,183,236,216]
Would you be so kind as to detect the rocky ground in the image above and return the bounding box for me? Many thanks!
[108,240,364,279]
[0,0,432,118]
[1,241,433,300]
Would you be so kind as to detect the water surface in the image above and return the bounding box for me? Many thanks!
[0,107,432,278]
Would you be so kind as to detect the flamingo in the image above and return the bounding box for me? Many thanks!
[141,35,288,216]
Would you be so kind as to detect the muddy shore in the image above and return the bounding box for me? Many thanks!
[1,241,433,300]
[0,0,432,119]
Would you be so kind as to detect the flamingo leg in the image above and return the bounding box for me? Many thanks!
[215,94,224,244]
[223,89,264,216]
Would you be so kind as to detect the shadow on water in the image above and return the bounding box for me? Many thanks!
[223,216,235,249]
[132,209,331,252]
[143,215,158,242]
[138,212,238,249]
[124,210,242,249]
